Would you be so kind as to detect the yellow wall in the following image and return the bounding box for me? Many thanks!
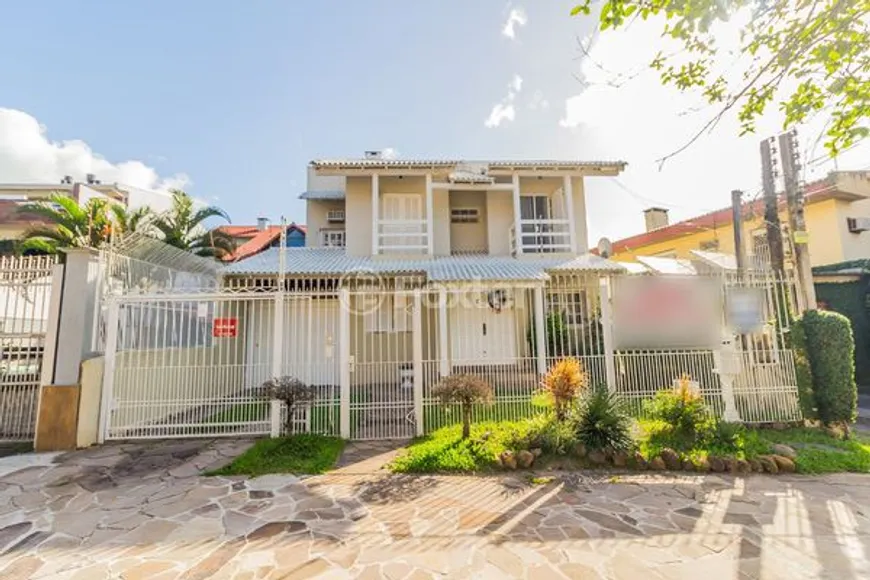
[305,200,345,248]
[449,190,489,254]
[612,199,848,267]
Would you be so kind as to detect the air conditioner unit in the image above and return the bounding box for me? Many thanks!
[847,217,870,233]
[327,210,345,223]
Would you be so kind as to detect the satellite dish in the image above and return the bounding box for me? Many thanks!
[597,237,613,258]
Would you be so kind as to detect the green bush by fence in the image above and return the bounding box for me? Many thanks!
[798,310,857,424]
[815,281,870,387]
[788,318,817,420]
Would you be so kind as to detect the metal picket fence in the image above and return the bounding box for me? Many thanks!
[0,255,57,443]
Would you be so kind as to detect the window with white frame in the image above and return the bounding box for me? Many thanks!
[546,291,588,326]
[362,294,410,333]
[320,230,346,247]
[450,208,480,223]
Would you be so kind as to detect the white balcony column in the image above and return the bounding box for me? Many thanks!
[371,173,380,255]
[599,276,617,391]
[533,286,547,374]
[512,173,523,255]
[425,173,434,255]
[563,175,578,254]
[438,287,449,377]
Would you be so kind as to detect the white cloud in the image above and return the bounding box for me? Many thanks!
[529,90,550,110]
[485,103,517,128]
[0,108,189,210]
[484,74,524,128]
[502,8,527,40]
[557,16,870,245]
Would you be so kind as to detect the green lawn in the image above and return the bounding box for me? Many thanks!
[757,428,870,474]
[423,400,540,432]
[208,434,345,476]
[391,420,540,473]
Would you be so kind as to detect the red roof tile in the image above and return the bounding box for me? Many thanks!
[217,223,307,261]
[609,179,837,254]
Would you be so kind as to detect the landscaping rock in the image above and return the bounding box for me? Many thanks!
[660,448,681,470]
[772,455,795,473]
[748,459,762,473]
[649,456,666,471]
[499,451,517,470]
[611,451,628,468]
[681,458,695,471]
[758,456,779,474]
[723,457,738,473]
[587,450,608,465]
[530,448,543,458]
[770,422,788,431]
[632,452,648,470]
[694,457,710,472]
[708,457,726,473]
[574,443,588,458]
[825,424,847,440]
[516,450,535,469]
[771,444,797,459]
[735,459,751,474]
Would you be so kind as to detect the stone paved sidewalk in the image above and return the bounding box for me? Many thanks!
[1,439,870,579]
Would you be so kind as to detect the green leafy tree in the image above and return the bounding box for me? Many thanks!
[18,194,113,253]
[572,0,870,157]
[149,190,235,258]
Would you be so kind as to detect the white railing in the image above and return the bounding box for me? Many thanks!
[510,219,572,254]
[377,219,428,254]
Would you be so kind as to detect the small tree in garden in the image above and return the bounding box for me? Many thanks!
[431,374,494,439]
[542,357,587,421]
[263,377,316,435]
[575,386,633,453]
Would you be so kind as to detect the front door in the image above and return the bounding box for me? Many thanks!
[450,292,518,365]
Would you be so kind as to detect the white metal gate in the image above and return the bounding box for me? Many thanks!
[101,291,342,440]
[0,255,56,443]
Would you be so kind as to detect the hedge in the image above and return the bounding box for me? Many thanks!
[797,310,857,424]
[815,281,870,387]
[788,318,817,420]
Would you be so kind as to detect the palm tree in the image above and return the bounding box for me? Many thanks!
[149,190,235,258]
[109,204,154,236]
[18,194,113,254]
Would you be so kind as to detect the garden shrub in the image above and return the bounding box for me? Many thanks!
[525,414,578,455]
[644,374,711,442]
[799,310,857,425]
[263,376,315,434]
[541,357,587,421]
[788,318,818,419]
[575,386,633,453]
[431,374,494,439]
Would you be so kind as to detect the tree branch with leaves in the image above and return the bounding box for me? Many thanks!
[572,0,870,161]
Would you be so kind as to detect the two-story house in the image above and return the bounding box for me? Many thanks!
[223,154,626,438]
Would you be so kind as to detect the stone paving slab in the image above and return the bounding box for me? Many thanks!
[0,439,869,579]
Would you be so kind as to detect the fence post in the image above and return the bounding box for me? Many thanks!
[533,286,547,375]
[599,277,617,391]
[97,298,120,443]
[339,288,351,439]
[269,292,284,437]
[412,290,424,436]
[438,287,449,377]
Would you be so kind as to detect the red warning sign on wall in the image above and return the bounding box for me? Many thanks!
[213,318,238,338]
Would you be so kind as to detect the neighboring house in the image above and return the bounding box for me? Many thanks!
[608,171,870,270]
[0,177,128,253]
[218,221,307,261]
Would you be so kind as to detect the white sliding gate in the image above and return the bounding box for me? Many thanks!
[101,291,341,440]
[0,256,56,443]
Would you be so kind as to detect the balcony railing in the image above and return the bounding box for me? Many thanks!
[377,219,429,254]
[510,219,572,255]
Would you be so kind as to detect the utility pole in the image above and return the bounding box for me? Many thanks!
[731,189,746,277]
[760,138,786,274]
[779,131,818,310]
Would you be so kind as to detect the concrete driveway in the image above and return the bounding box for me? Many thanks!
[1,439,869,579]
